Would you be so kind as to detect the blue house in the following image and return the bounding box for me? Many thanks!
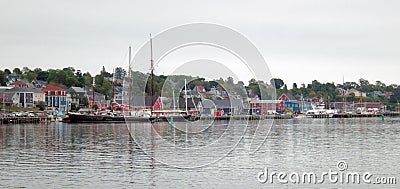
[279,93,300,113]
[284,101,300,112]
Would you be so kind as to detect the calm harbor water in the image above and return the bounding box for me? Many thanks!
[0,118,399,188]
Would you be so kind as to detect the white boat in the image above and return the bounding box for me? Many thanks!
[306,103,337,118]
[294,114,307,119]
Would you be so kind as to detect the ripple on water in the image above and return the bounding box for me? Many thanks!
[0,120,399,188]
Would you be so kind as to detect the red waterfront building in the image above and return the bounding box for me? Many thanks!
[250,100,285,115]
[41,84,67,111]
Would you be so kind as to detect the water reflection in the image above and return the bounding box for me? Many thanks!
[0,118,399,188]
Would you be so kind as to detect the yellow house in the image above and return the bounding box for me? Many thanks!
[346,89,367,98]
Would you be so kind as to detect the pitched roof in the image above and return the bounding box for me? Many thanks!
[250,99,283,104]
[178,98,201,108]
[32,80,48,87]
[24,88,45,93]
[42,84,65,91]
[279,93,297,101]
[202,99,216,108]
[68,87,86,93]
[3,87,30,93]
[12,80,27,86]
[212,98,243,108]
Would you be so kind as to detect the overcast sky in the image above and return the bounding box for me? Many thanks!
[1,0,399,87]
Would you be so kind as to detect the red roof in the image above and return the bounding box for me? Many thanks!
[41,84,65,92]
[12,80,28,86]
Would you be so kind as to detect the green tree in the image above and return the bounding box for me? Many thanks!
[22,67,31,74]
[26,71,38,82]
[75,71,85,87]
[309,91,317,98]
[13,68,22,75]
[37,70,49,81]
[83,72,93,86]
[226,76,234,85]
[359,78,373,92]
[65,76,79,87]
[38,101,46,111]
[100,66,112,78]
[270,78,284,89]
[114,67,126,80]
[4,69,11,75]
[246,79,261,98]
[93,104,98,110]
[292,83,298,89]
[81,96,89,107]
[283,84,288,92]
[0,71,6,86]
[33,68,42,74]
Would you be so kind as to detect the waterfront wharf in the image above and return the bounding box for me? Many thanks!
[1,117,49,124]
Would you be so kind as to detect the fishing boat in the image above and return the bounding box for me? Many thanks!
[306,102,336,118]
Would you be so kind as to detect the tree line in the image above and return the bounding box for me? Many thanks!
[1,67,399,109]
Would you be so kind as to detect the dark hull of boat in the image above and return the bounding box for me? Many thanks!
[63,114,150,123]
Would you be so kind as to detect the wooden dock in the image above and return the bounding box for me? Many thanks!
[312,112,400,119]
[200,115,292,120]
[331,114,380,118]
[1,117,49,124]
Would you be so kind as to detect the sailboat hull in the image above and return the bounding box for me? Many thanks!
[63,113,150,123]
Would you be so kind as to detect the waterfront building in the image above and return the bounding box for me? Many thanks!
[41,84,67,111]
[2,87,34,108]
[250,99,285,115]
[24,88,45,106]
[354,102,384,111]
[279,93,300,112]
[66,87,87,109]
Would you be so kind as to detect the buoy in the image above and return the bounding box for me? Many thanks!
[381,114,385,122]
[169,117,173,128]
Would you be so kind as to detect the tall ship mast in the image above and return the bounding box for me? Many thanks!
[128,45,132,114]
[149,34,154,112]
